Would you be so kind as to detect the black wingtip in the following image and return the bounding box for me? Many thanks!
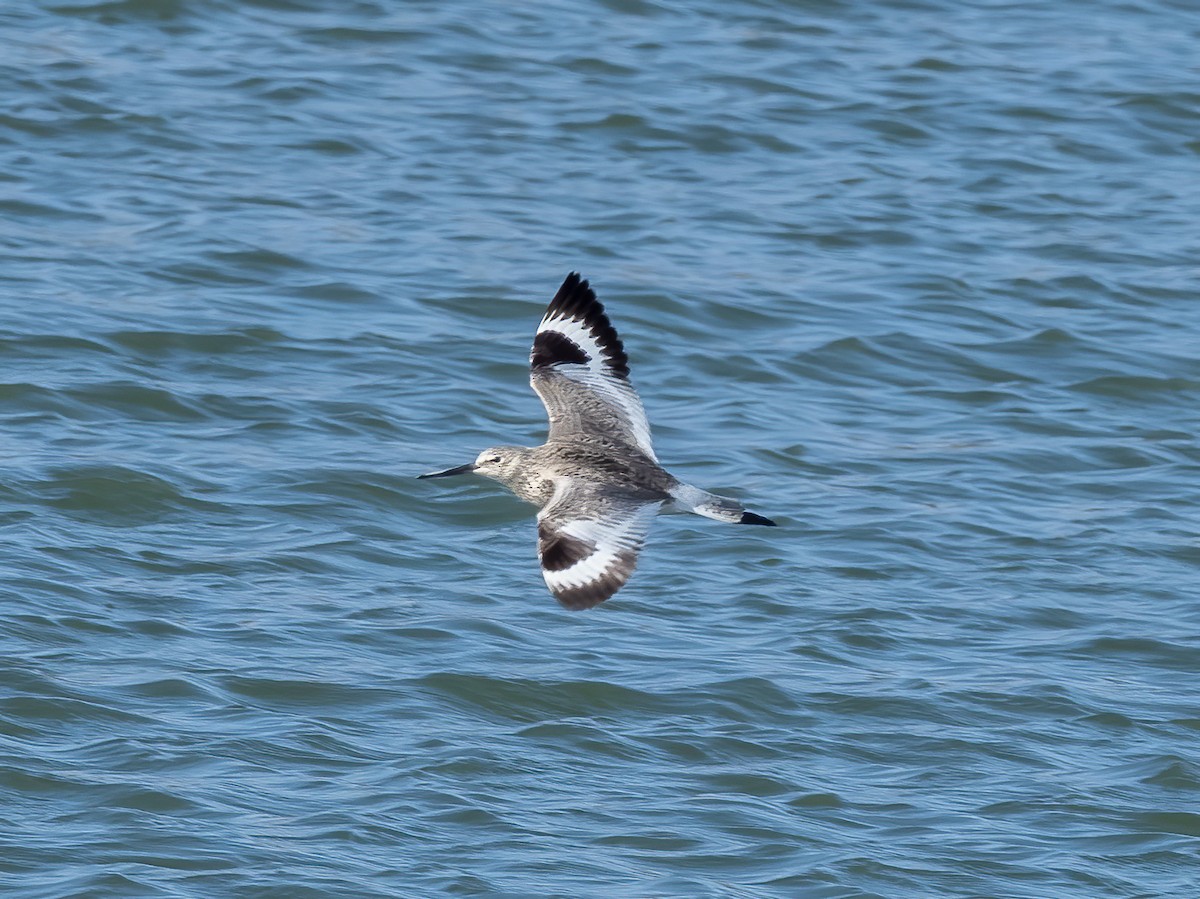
[549,272,596,318]
[540,272,630,379]
[740,511,777,526]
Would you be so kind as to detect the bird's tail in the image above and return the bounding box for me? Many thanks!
[669,483,776,526]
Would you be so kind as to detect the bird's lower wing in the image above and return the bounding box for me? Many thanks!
[536,483,663,609]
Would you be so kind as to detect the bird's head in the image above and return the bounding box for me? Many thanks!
[418,445,530,485]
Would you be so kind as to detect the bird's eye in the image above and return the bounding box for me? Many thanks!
[488,456,502,464]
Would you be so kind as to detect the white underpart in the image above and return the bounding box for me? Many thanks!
[539,498,662,593]
[536,312,657,460]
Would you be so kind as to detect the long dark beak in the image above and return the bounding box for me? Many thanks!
[417,462,477,479]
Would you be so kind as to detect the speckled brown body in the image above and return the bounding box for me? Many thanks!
[489,440,678,508]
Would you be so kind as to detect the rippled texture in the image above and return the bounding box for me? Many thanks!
[3,0,1199,895]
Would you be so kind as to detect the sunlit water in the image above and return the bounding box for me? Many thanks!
[2,1,1198,896]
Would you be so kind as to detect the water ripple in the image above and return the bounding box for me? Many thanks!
[2,0,1198,895]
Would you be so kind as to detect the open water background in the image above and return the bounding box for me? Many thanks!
[2,1,1199,896]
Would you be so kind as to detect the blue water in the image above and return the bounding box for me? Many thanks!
[2,1,1199,896]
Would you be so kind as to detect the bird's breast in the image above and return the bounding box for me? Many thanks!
[511,476,556,507]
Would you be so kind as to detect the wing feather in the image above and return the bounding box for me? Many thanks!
[529,273,657,460]
[536,481,662,609]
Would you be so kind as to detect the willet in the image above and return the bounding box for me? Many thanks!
[419,272,776,609]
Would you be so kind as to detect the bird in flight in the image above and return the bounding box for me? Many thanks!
[419,273,775,609]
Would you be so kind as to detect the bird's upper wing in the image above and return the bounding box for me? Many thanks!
[529,273,656,460]
[536,480,663,609]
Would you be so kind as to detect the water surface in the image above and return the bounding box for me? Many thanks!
[2,1,1199,896]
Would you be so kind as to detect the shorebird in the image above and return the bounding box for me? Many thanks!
[419,272,776,609]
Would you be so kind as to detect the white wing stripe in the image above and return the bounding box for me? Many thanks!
[536,314,621,380]
[541,546,625,591]
[539,501,661,592]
